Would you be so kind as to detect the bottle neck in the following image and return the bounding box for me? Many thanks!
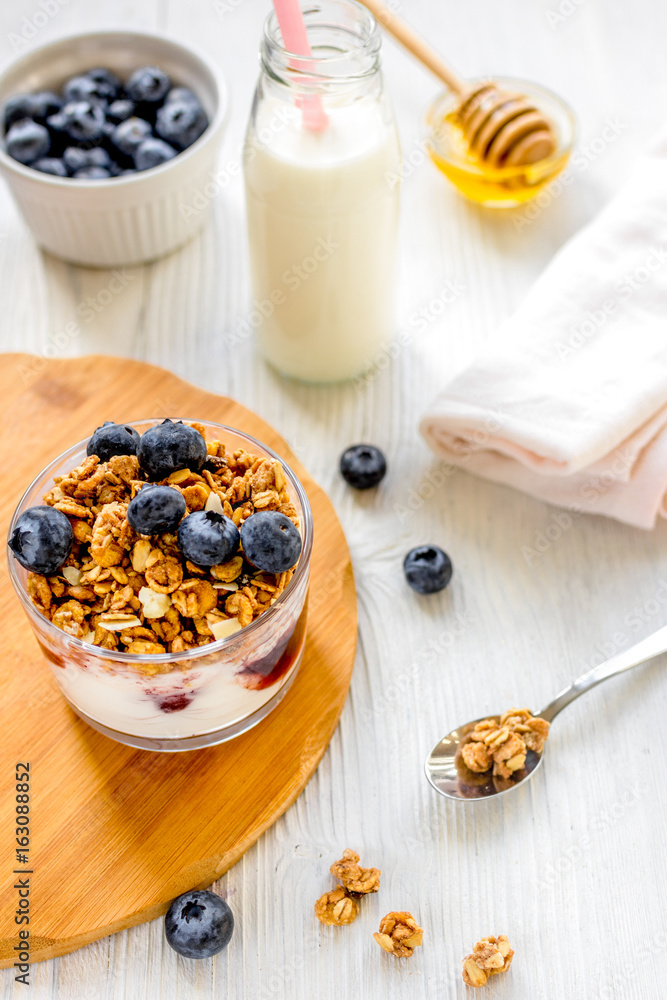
[260,0,382,97]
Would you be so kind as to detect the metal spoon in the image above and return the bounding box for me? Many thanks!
[425,624,667,801]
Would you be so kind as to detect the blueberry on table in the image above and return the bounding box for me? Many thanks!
[110,116,153,161]
[177,511,240,568]
[134,137,176,171]
[339,444,387,489]
[156,99,207,150]
[137,419,207,480]
[9,506,73,576]
[240,511,302,574]
[165,890,234,959]
[125,66,171,107]
[127,485,186,535]
[86,421,140,462]
[403,545,453,594]
[32,157,68,177]
[5,119,50,165]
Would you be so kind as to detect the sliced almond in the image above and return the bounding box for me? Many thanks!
[212,581,239,592]
[62,566,82,586]
[210,618,243,641]
[205,491,224,514]
[97,613,143,631]
[138,586,172,619]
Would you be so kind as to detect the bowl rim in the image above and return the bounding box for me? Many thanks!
[0,27,230,187]
[425,75,577,178]
[7,418,314,665]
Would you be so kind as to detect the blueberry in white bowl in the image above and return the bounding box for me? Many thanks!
[5,119,50,165]
[134,137,176,171]
[33,157,68,177]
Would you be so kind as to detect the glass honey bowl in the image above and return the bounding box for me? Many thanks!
[425,77,576,208]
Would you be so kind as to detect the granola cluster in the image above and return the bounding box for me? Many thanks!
[462,935,514,988]
[373,912,424,958]
[314,848,381,927]
[330,848,381,895]
[26,425,300,660]
[461,708,550,780]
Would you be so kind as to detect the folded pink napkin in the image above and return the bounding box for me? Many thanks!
[420,137,667,529]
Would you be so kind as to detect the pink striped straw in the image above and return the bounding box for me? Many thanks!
[271,0,329,131]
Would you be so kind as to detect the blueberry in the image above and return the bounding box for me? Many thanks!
[403,545,453,594]
[9,506,73,576]
[62,75,110,106]
[177,511,240,568]
[110,116,152,156]
[3,95,36,130]
[125,66,171,107]
[31,91,63,123]
[156,99,207,150]
[32,157,68,177]
[240,511,302,574]
[63,145,111,174]
[73,166,111,179]
[3,91,61,130]
[86,421,140,462]
[106,98,135,124]
[86,67,122,101]
[134,137,176,171]
[47,101,106,143]
[165,86,201,106]
[127,485,186,535]
[137,419,207,480]
[164,890,233,959]
[339,444,386,489]
[5,119,50,165]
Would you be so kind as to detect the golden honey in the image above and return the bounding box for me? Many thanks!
[425,78,575,208]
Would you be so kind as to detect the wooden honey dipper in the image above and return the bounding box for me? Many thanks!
[359,0,557,167]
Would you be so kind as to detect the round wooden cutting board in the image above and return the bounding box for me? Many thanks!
[0,355,357,967]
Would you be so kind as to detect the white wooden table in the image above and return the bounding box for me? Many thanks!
[2,1,666,997]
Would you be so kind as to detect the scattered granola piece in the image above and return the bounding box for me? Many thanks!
[330,848,381,894]
[314,887,359,926]
[373,912,423,958]
[462,935,513,988]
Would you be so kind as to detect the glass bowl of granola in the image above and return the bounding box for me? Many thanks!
[7,419,313,751]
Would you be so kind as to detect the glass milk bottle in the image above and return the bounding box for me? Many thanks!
[243,0,401,382]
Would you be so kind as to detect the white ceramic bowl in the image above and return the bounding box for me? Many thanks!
[0,30,229,267]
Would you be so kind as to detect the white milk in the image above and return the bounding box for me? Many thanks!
[244,96,400,382]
